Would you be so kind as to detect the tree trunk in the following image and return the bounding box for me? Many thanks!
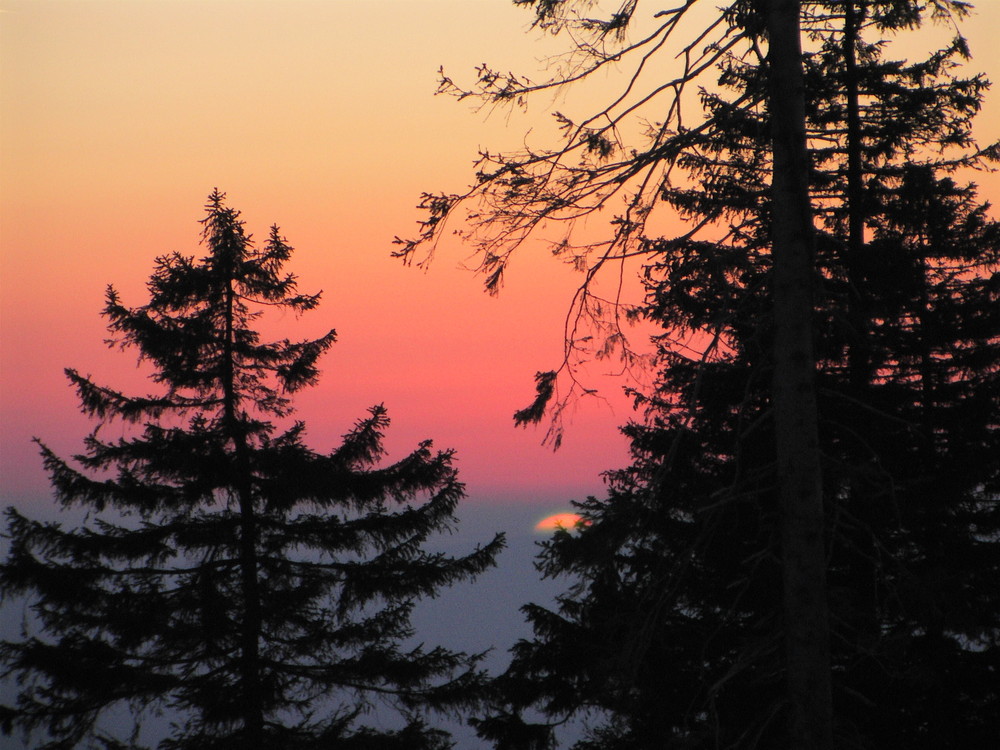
[844,0,870,393]
[223,278,266,746]
[842,0,882,670]
[761,1,834,748]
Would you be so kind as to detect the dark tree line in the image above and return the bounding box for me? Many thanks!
[0,192,504,749]
[397,1,999,748]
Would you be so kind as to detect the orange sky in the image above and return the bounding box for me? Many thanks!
[2,0,999,508]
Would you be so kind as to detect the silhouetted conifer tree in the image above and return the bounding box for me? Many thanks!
[0,191,503,750]
[454,2,1000,748]
[400,1,843,740]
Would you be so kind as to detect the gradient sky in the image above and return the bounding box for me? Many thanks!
[2,0,998,513]
[2,3,999,746]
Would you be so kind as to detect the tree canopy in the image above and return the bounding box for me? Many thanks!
[1,191,504,750]
[398,2,999,748]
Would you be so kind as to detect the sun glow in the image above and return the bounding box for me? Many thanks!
[534,513,587,533]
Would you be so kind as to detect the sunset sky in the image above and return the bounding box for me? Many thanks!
[2,1,999,745]
[1,0,644,512]
[4,0,996,516]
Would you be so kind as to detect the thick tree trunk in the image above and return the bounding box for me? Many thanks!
[761,1,834,748]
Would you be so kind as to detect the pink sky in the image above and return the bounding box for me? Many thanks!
[2,0,998,509]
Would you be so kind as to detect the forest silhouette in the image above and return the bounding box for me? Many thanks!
[3,1,999,749]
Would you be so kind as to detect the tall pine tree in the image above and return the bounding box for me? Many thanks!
[0,191,504,750]
[465,2,999,748]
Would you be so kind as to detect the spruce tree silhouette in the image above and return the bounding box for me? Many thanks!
[1,190,504,750]
[461,3,1000,748]
[398,4,835,741]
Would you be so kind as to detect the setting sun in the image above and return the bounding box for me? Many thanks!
[534,512,587,533]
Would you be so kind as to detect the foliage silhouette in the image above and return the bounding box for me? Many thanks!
[399,1,999,748]
[0,191,504,750]
[403,5,838,736]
